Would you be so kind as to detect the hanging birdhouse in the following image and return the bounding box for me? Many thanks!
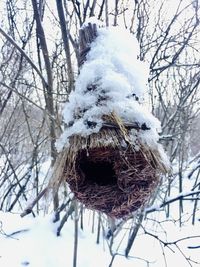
[52,22,169,219]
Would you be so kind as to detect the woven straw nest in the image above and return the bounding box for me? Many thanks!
[67,134,165,218]
[50,23,168,218]
[52,118,167,218]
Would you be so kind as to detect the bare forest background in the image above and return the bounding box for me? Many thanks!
[0,0,200,266]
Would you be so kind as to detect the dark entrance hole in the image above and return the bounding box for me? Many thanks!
[79,160,117,186]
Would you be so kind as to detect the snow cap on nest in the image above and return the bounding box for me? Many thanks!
[56,23,161,152]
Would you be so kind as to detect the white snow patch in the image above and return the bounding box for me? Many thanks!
[56,24,162,152]
[0,212,111,267]
[0,207,199,267]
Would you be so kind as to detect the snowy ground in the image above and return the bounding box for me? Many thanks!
[0,158,199,267]
[0,209,199,267]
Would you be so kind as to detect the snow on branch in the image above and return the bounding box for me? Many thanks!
[145,189,200,214]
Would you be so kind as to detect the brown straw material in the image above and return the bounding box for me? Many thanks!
[48,23,169,218]
[50,128,166,218]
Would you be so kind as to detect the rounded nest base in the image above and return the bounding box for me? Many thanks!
[66,146,158,218]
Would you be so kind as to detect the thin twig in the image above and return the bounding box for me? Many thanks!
[20,187,48,217]
[0,26,47,86]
